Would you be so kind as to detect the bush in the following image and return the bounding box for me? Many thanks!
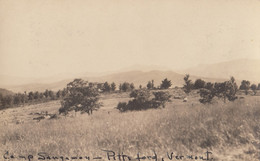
[152,91,171,108]
[194,79,206,89]
[116,89,171,112]
[199,88,214,104]
[120,82,135,92]
[240,80,250,95]
[199,77,238,104]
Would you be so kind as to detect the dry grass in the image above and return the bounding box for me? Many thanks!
[0,90,260,160]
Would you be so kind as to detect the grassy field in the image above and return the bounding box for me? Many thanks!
[0,89,260,161]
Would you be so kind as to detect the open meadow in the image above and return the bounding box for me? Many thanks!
[0,89,260,161]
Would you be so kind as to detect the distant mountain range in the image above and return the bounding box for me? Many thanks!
[182,59,260,82]
[1,70,223,93]
[0,59,259,93]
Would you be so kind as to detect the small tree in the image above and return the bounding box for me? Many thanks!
[258,83,260,90]
[147,81,153,89]
[56,90,62,98]
[130,83,135,90]
[121,82,132,92]
[160,78,172,89]
[119,84,122,92]
[240,80,251,95]
[183,74,194,94]
[44,90,49,98]
[111,82,116,91]
[251,84,257,95]
[147,80,155,89]
[28,92,34,101]
[59,79,101,115]
[13,94,22,105]
[103,82,111,92]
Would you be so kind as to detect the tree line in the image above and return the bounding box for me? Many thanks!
[1,75,259,113]
[0,89,68,110]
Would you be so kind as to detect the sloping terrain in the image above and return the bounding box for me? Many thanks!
[0,89,259,160]
[3,70,224,93]
[183,59,260,82]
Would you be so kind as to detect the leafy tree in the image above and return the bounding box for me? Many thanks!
[48,90,55,100]
[28,91,34,101]
[160,78,172,89]
[34,91,40,100]
[62,88,67,97]
[20,93,28,104]
[240,80,251,95]
[194,79,206,89]
[147,81,153,89]
[102,82,111,92]
[147,80,155,89]
[13,94,22,105]
[130,83,135,90]
[121,82,134,92]
[59,79,101,115]
[251,84,257,95]
[1,95,13,108]
[111,82,116,91]
[56,90,62,98]
[119,84,122,91]
[0,94,3,108]
[214,77,238,102]
[258,83,260,90]
[183,74,194,94]
[44,90,49,98]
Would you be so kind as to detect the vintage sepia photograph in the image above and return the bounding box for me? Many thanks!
[0,0,260,160]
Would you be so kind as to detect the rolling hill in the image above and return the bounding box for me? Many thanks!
[3,58,258,93]
[183,59,260,83]
[2,70,224,93]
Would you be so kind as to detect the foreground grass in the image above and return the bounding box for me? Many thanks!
[0,95,260,160]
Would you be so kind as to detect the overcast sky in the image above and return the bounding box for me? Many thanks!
[1,0,260,78]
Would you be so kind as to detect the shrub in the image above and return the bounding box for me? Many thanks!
[194,79,206,89]
[116,90,171,112]
[152,91,171,108]
[199,88,214,104]
[199,77,238,104]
